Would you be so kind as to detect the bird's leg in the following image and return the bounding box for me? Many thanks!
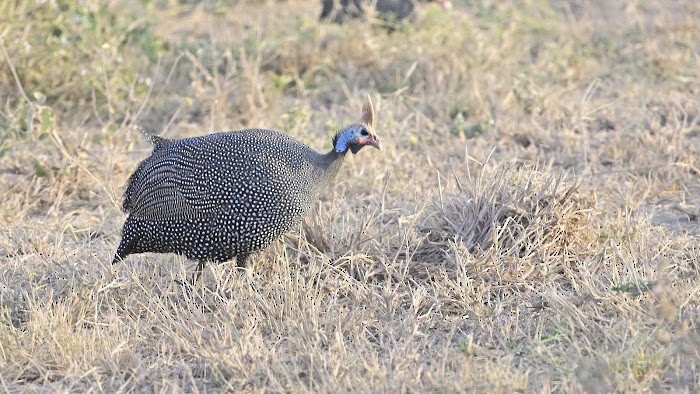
[236,254,249,268]
[174,260,206,294]
[189,260,206,286]
[237,253,260,294]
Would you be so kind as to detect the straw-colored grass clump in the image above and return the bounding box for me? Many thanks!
[418,165,596,284]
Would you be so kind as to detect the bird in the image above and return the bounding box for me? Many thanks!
[112,96,382,283]
[320,0,452,23]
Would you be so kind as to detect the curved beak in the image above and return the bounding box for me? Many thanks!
[368,134,382,150]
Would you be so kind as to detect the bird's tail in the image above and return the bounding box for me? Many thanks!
[137,126,169,147]
[112,228,134,265]
[111,253,124,265]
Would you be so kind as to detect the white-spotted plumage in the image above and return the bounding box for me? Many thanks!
[113,96,381,268]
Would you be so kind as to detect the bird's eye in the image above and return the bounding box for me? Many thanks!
[360,127,369,136]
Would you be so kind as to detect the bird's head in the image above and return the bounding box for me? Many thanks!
[333,95,382,154]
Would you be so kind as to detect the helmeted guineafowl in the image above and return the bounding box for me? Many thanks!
[320,0,452,23]
[112,96,381,279]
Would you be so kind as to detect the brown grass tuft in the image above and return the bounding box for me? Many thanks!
[415,164,597,285]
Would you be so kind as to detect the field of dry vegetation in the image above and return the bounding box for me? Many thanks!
[1,0,699,391]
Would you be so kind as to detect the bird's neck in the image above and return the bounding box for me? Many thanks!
[315,149,347,184]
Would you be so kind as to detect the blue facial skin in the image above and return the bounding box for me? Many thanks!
[335,125,371,153]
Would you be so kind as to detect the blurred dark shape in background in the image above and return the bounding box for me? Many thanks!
[319,0,452,23]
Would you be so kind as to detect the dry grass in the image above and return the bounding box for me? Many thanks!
[1,0,699,391]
